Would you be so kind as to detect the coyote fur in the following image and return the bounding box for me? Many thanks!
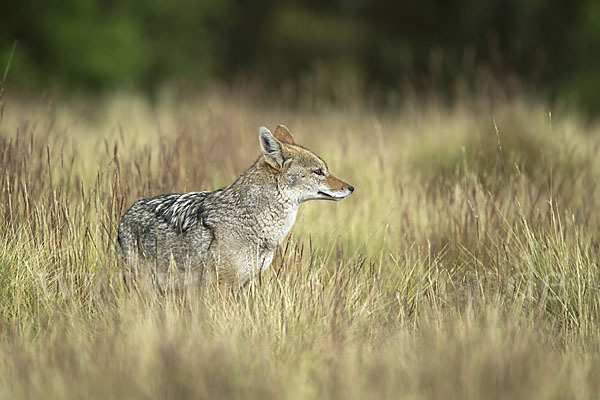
[117,125,354,286]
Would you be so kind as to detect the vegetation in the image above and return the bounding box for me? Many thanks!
[2,0,600,112]
[1,90,600,398]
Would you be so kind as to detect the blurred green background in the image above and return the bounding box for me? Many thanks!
[1,0,599,111]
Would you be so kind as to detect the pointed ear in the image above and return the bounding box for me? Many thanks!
[274,124,296,145]
[259,127,286,170]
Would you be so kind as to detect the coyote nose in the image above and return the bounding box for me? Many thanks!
[348,186,354,192]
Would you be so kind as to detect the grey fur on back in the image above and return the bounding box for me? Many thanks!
[117,125,354,287]
[117,191,215,285]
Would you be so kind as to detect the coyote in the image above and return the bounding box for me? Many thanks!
[117,125,354,286]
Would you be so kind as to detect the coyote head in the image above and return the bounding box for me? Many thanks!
[259,125,354,203]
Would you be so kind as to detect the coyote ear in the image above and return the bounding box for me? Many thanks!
[274,124,296,145]
[259,127,286,170]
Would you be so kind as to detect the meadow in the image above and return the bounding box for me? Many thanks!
[1,89,600,399]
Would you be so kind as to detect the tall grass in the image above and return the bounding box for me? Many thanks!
[1,91,600,399]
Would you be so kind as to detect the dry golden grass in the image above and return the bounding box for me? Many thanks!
[1,90,600,399]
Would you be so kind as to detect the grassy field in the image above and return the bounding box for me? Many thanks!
[1,90,600,399]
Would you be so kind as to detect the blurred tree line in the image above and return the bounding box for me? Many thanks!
[1,0,599,111]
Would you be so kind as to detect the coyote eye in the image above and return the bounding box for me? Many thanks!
[313,168,324,176]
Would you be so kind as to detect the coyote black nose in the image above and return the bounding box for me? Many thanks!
[348,186,354,192]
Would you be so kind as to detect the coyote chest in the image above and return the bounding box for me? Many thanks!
[228,203,298,282]
[254,203,298,249]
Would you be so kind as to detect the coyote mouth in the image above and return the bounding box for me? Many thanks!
[318,191,347,200]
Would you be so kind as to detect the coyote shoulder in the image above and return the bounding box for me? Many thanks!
[117,125,354,286]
